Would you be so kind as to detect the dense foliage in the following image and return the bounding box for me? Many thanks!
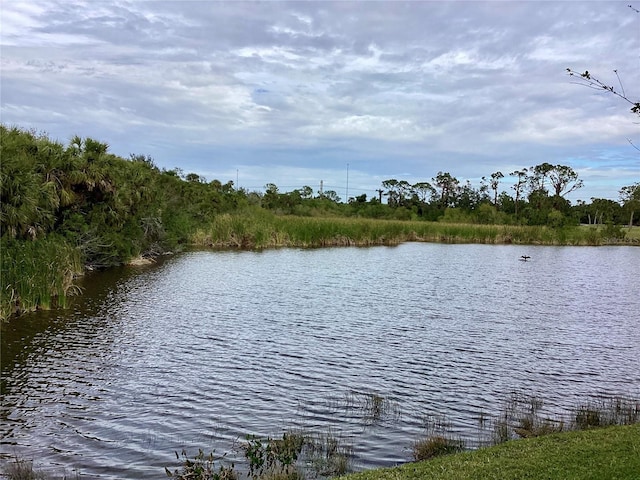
[0,125,247,319]
[1,125,638,320]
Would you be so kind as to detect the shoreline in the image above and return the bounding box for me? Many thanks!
[2,221,639,323]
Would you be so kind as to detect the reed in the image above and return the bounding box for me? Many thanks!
[339,391,401,426]
[192,212,627,249]
[412,436,465,461]
[485,392,640,446]
[302,430,353,477]
[571,396,640,429]
[1,235,83,320]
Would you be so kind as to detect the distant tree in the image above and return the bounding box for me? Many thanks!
[432,172,459,208]
[510,168,528,217]
[523,189,556,225]
[586,197,623,225]
[323,190,341,203]
[548,165,584,197]
[529,162,554,194]
[498,191,516,215]
[382,179,400,206]
[185,173,203,183]
[413,182,436,203]
[300,185,313,199]
[129,153,157,169]
[484,171,504,208]
[620,182,640,227]
[263,183,280,209]
[352,193,367,203]
[457,180,481,210]
[265,183,279,194]
[221,181,235,194]
[397,180,412,207]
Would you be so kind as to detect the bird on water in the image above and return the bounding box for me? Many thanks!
[520,255,531,261]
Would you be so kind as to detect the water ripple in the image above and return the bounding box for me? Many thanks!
[2,244,640,477]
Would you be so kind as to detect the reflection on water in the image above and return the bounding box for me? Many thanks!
[2,244,640,478]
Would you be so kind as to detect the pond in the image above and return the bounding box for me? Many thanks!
[1,243,639,478]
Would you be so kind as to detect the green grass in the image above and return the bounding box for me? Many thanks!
[193,211,639,249]
[577,224,640,243]
[1,235,83,321]
[628,226,640,241]
[343,424,640,480]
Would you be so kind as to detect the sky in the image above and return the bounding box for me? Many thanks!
[1,1,639,203]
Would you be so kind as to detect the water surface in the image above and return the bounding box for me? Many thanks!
[2,243,639,477]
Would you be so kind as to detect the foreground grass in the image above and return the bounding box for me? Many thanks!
[4,394,639,479]
[344,424,640,480]
[7,425,637,479]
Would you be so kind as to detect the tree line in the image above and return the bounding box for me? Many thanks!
[2,124,639,257]
[262,168,637,228]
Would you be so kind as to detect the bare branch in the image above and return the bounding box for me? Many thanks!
[614,69,626,98]
[566,68,640,116]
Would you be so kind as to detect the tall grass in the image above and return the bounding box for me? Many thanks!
[1,235,83,320]
[486,392,640,446]
[192,211,625,249]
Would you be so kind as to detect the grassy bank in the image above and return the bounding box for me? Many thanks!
[192,210,640,249]
[344,424,640,480]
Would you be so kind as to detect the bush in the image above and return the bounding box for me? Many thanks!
[601,222,626,241]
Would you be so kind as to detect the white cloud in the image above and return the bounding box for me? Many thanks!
[500,108,637,145]
[0,2,48,40]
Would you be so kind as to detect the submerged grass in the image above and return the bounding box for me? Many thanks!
[192,211,636,249]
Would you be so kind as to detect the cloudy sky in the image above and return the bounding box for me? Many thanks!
[1,1,638,202]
